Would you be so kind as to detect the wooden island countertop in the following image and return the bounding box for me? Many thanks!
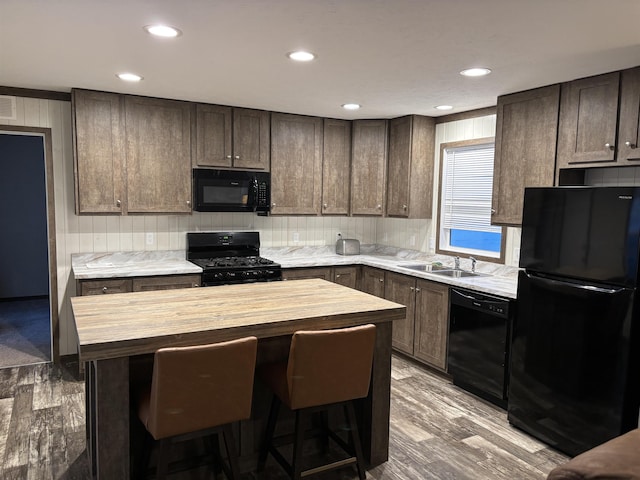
[71,278,406,363]
[71,279,406,479]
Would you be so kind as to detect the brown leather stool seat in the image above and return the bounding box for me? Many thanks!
[136,336,258,480]
[258,324,377,480]
[547,428,640,480]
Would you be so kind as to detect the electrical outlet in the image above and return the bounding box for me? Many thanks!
[293,232,299,243]
[146,232,154,245]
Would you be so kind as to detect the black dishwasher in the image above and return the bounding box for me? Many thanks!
[448,287,514,408]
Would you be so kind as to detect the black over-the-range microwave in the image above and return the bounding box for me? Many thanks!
[193,168,271,215]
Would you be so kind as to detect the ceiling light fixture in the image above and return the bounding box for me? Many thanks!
[460,67,492,77]
[342,103,361,110]
[287,50,316,62]
[117,73,143,82]
[144,24,182,37]
[435,105,454,111]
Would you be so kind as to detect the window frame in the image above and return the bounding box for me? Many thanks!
[435,137,506,264]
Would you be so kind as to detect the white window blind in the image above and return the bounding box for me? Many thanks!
[441,143,500,234]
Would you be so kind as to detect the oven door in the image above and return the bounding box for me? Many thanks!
[193,169,259,212]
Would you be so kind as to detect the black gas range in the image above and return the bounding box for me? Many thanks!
[187,232,282,286]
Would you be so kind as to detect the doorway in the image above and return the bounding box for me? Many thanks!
[0,127,58,367]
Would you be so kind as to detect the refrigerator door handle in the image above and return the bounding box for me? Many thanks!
[529,273,626,294]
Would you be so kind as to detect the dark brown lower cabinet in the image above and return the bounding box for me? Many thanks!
[364,270,449,371]
[282,266,359,289]
[78,274,201,296]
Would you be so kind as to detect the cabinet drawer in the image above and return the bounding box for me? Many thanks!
[132,275,201,291]
[80,279,133,296]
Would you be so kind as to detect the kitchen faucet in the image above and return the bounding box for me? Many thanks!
[470,256,477,272]
[454,256,460,270]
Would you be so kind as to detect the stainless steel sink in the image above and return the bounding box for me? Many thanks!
[399,264,450,272]
[430,269,488,278]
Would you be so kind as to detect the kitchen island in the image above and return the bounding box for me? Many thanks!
[71,278,405,479]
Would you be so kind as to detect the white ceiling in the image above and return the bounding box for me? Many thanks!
[2,0,640,119]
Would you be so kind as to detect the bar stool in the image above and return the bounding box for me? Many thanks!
[136,336,258,479]
[258,324,377,480]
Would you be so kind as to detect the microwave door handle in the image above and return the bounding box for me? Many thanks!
[251,178,259,212]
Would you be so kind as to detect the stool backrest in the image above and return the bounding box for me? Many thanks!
[287,324,376,410]
[147,336,258,439]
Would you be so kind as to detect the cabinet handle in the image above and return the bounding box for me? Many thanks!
[626,141,637,149]
[102,286,108,293]
[194,284,200,287]
[323,203,328,209]
[272,202,276,207]
[116,199,121,207]
[402,204,407,210]
[379,278,384,282]
[491,208,496,214]
[416,287,421,292]
[410,286,415,291]
[336,274,341,278]
[226,155,232,159]
[376,204,382,210]
[235,155,240,159]
[605,143,615,150]
[186,200,191,206]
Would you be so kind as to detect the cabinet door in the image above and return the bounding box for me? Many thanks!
[384,272,415,355]
[492,85,560,226]
[282,267,333,281]
[618,67,640,163]
[557,72,620,166]
[270,113,323,215]
[132,274,201,291]
[360,267,385,297]
[351,120,388,216]
[413,280,449,370]
[125,96,192,213]
[233,108,270,170]
[333,266,358,289]
[72,89,125,214]
[79,278,133,296]
[322,119,351,215]
[195,104,232,167]
[387,116,434,218]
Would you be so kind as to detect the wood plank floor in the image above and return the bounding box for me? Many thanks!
[0,355,568,479]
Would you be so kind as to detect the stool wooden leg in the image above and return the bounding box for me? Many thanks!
[345,402,366,480]
[292,409,307,480]
[222,424,241,480]
[155,438,171,480]
[258,395,281,471]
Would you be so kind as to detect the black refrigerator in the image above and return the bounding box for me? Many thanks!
[509,186,640,457]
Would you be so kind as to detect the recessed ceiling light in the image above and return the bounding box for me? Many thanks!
[144,25,182,38]
[460,67,492,77]
[117,73,143,82]
[287,50,316,62]
[342,103,361,110]
[435,105,454,111]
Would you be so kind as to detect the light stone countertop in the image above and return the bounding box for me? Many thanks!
[71,245,518,299]
[71,250,201,279]
[262,245,518,299]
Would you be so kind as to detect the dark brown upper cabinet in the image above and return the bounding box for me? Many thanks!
[350,119,388,216]
[492,85,560,226]
[194,105,270,171]
[386,115,435,219]
[270,113,323,215]
[322,119,351,215]
[73,89,192,215]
